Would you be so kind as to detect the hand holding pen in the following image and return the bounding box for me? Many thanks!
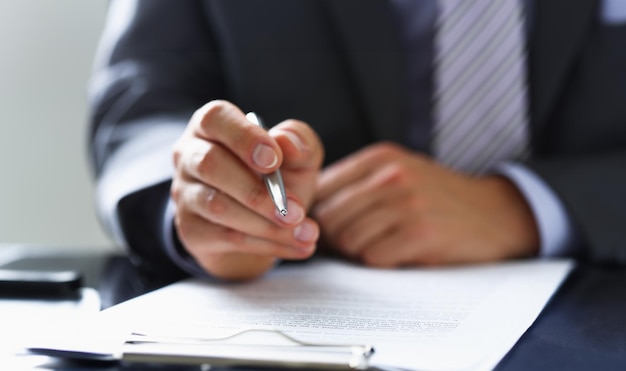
[171,100,323,280]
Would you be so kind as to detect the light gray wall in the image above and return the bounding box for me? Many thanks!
[0,0,113,248]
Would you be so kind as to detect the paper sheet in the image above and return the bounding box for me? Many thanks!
[98,257,573,370]
[0,288,101,369]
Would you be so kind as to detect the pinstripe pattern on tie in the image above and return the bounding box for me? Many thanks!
[432,0,529,175]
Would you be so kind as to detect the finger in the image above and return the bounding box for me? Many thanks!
[180,180,320,248]
[270,120,324,172]
[190,100,283,173]
[314,163,408,239]
[332,206,401,258]
[176,212,316,260]
[316,142,405,202]
[358,230,414,268]
[359,219,452,268]
[178,137,306,226]
[270,120,324,207]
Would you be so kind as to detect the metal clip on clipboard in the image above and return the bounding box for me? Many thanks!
[122,328,375,370]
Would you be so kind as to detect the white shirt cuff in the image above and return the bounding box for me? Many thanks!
[96,122,184,249]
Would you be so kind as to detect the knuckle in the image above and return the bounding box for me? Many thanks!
[383,163,409,184]
[202,187,228,218]
[222,227,246,245]
[196,100,229,128]
[245,183,269,210]
[193,100,240,138]
[170,180,183,203]
[172,142,183,168]
[194,145,220,176]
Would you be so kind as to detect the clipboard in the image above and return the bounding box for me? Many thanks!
[29,328,375,370]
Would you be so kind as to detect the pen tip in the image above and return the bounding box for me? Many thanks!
[280,209,288,216]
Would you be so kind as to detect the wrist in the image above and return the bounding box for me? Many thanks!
[481,176,540,258]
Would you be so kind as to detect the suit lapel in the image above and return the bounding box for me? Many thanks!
[325,0,407,143]
[529,0,597,143]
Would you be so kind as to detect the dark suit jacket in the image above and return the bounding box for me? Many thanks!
[89,0,626,274]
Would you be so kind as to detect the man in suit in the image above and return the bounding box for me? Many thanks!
[89,0,626,280]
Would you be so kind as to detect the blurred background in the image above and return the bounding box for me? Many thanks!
[0,0,112,250]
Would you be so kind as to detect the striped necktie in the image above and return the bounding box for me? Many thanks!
[432,0,530,174]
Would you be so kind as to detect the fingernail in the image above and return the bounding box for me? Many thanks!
[294,220,319,242]
[285,131,306,153]
[276,200,304,224]
[252,144,278,169]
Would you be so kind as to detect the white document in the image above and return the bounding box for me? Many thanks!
[0,288,101,369]
[96,257,573,370]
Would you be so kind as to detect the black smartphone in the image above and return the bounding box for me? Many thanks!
[0,249,98,299]
[0,268,82,298]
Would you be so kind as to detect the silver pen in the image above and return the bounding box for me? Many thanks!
[245,112,288,216]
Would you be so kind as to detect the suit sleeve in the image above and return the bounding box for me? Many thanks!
[525,8,626,264]
[527,152,626,264]
[88,0,224,275]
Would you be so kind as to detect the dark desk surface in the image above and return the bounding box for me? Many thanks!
[2,246,626,371]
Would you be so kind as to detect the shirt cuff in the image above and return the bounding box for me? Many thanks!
[494,162,579,258]
[95,121,185,250]
[162,198,212,279]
